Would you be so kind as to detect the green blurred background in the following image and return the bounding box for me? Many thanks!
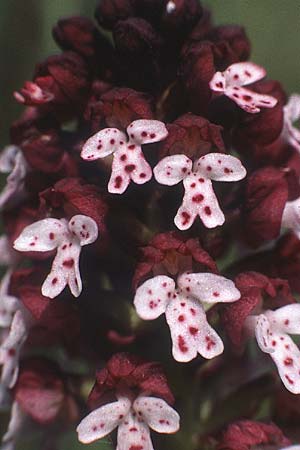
[1,0,300,148]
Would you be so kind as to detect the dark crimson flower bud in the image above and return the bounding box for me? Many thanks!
[133,231,218,289]
[158,113,225,159]
[95,0,135,30]
[85,87,154,131]
[222,272,293,349]
[217,420,290,450]
[39,178,108,237]
[207,25,251,62]
[233,80,286,150]
[113,18,163,90]
[243,167,289,247]
[88,352,174,409]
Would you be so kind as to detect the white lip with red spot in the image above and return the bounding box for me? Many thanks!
[77,394,180,450]
[134,272,241,363]
[245,304,300,394]
[0,145,28,211]
[154,153,246,230]
[282,94,300,152]
[81,120,168,194]
[13,214,98,299]
[209,62,278,113]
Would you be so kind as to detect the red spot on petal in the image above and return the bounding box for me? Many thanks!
[49,232,55,240]
[129,427,138,432]
[190,182,196,188]
[128,144,135,150]
[245,70,251,77]
[204,206,212,215]
[30,242,35,246]
[181,212,191,225]
[62,258,74,268]
[284,357,293,366]
[205,335,216,350]
[224,167,231,174]
[192,194,204,203]
[284,319,289,325]
[125,164,136,173]
[52,278,58,285]
[8,348,16,357]
[180,302,186,307]
[216,82,223,88]
[243,95,252,101]
[115,176,122,189]
[141,131,147,137]
[139,173,146,178]
[120,154,127,161]
[213,292,220,297]
[272,340,277,347]
[285,374,294,384]
[149,301,157,309]
[189,326,198,336]
[206,166,212,171]
[119,415,124,419]
[150,133,156,139]
[190,308,196,316]
[110,139,115,144]
[178,335,188,353]
[178,315,185,322]
[198,178,205,183]
[233,74,239,80]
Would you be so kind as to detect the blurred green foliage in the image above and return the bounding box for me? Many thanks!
[1,0,300,147]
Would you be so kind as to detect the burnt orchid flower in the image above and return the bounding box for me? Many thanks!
[77,392,180,449]
[13,215,98,299]
[154,153,246,230]
[81,119,168,194]
[209,62,278,113]
[134,273,241,362]
[0,146,27,211]
[282,94,300,152]
[245,304,300,394]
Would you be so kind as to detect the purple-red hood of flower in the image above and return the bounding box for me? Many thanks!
[39,177,108,239]
[158,113,225,160]
[205,25,251,62]
[13,358,67,425]
[88,352,174,409]
[133,231,218,289]
[217,420,290,450]
[243,167,289,247]
[222,271,294,348]
[84,86,154,132]
[10,267,81,351]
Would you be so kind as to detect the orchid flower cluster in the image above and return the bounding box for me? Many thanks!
[1,1,300,449]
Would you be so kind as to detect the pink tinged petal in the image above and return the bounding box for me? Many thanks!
[77,397,131,444]
[281,198,300,239]
[174,175,224,230]
[269,333,300,394]
[195,153,247,182]
[133,396,180,434]
[0,311,29,388]
[165,295,223,362]
[265,305,300,335]
[41,241,81,299]
[81,128,127,160]
[2,402,26,447]
[68,215,98,246]
[116,410,154,450]
[127,120,168,145]
[209,71,226,92]
[225,85,277,114]
[177,272,241,304]
[254,314,274,354]
[153,155,192,186]
[223,62,266,87]
[134,275,175,320]
[13,219,67,252]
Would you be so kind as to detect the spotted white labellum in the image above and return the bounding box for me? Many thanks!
[134,273,241,362]
[0,310,30,390]
[13,215,98,299]
[282,94,300,152]
[209,62,278,113]
[281,198,300,239]
[81,120,168,194]
[77,394,180,450]
[154,153,246,230]
[246,304,300,394]
[0,146,28,211]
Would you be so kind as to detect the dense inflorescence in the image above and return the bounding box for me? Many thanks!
[1,1,300,449]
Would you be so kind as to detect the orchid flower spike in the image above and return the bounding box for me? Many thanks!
[81,119,168,194]
[282,94,300,152]
[281,198,300,239]
[13,215,98,299]
[245,304,300,394]
[77,392,180,450]
[0,146,28,211]
[154,153,246,230]
[209,62,278,113]
[134,273,241,362]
